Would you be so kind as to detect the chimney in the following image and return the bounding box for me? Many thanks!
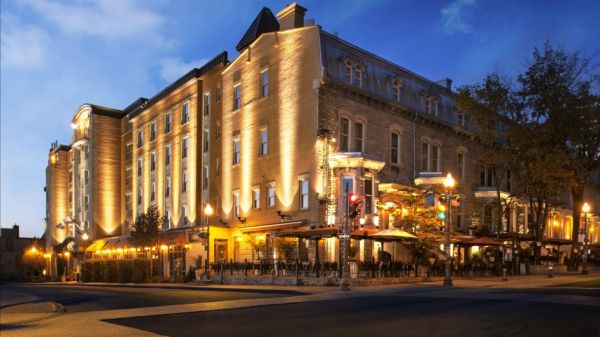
[277,3,307,31]
[436,78,453,92]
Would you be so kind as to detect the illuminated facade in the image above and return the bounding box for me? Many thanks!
[45,3,598,278]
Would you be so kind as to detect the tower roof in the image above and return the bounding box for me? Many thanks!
[236,7,280,52]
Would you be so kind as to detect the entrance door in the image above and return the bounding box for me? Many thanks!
[214,239,228,263]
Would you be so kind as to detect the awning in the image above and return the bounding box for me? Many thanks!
[160,230,188,245]
[240,220,306,233]
[350,227,379,238]
[86,235,130,252]
[371,228,418,241]
[462,236,503,246]
[276,227,338,238]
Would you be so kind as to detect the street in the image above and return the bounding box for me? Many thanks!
[1,275,599,337]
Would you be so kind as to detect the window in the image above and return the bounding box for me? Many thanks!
[340,117,350,152]
[203,129,209,152]
[203,92,211,116]
[165,177,171,198]
[484,205,493,227]
[341,176,354,213]
[344,60,352,83]
[182,137,189,159]
[480,165,494,187]
[216,158,220,177]
[150,121,157,141]
[165,113,172,133]
[216,84,221,102]
[260,70,269,97]
[151,181,156,202]
[125,194,132,218]
[165,144,171,166]
[181,102,190,124]
[364,178,373,214]
[421,142,429,171]
[259,128,268,156]
[233,190,240,217]
[137,129,143,148]
[233,138,241,165]
[137,186,142,205]
[233,83,241,110]
[203,166,209,189]
[252,185,260,209]
[433,100,439,116]
[354,64,364,87]
[183,205,189,225]
[164,209,171,229]
[182,171,188,193]
[125,168,132,187]
[457,111,465,127]
[125,143,132,161]
[267,182,275,208]
[84,170,89,185]
[390,132,400,165]
[457,152,465,179]
[137,158,143,176]
[150,152,156,171]
[431,145,440,172]
[84,195,89,211]
[391,80,401,102]
[299,177,309,210]
[354,122,363,152]
[216,121,221,139]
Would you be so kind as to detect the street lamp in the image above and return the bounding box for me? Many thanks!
[443,173,456,287]
[581,202,591,275]
[204,203,213,281]
[82,232,89,265]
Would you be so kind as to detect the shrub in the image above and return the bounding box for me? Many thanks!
[117,260,133,283]
[105,260,119,282]
[131,259,148,283]
[92,261,104,282]
[81,262,93,282]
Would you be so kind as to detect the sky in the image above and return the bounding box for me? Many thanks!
[1,0,599,238]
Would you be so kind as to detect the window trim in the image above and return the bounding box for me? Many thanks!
[259,127,268,157]
[232,137,241,166]
[233,82,242,111]
[260,68,269,98]
[181,101,190,125]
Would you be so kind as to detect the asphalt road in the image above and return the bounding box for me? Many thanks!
[1,284,287,313]
[108,288,600,337]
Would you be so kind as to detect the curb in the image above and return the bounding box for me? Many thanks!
[35,282,310,296]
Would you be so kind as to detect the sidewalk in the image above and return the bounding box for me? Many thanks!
[0,289,65,327]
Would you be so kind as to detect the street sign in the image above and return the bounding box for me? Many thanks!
[339,234,350,239]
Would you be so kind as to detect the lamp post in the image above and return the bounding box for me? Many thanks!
[82,232,89,265]
[443,173,456,287]
[204,203,213,281]
[581,202,591,275]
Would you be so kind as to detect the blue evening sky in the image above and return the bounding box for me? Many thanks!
[1,0,599,237]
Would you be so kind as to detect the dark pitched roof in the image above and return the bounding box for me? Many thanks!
[236,7,280,52]
[127,51,228,119]
[88,104,125,118]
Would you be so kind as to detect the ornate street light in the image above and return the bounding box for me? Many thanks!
[443,173,456,287]
[582,202,591,275]
[204,203,213,281]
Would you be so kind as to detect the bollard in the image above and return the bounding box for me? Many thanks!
[502,268,508,282]
[547,265,554,278]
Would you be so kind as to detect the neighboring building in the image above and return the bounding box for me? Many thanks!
[0,225,40,280]
[44,3,599,278]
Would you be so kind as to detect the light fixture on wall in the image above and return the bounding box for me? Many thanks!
[277,210,291,222]
[236,216,247,224]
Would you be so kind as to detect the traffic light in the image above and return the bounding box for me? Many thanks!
[348,193,361,219]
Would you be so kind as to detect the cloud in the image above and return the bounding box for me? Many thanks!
[441,0,476,34]
[159,57,209,82]
[0,14,48,69]
[16,0,171,46]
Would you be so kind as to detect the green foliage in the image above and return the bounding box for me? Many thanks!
[81,262,92,282]
[117,260,133,283]
[20,251,46,281]
[131,259,148,282]
[247,235,266,261]
[105,260,118,282]
[129,205,161,249]
[274,238,295,261]
[92,261,104,282]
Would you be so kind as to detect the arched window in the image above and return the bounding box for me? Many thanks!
[344,60,353,83]
[391,79,402,103]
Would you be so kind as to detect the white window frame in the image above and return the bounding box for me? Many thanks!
[233,83,241,110]
[354,121,364,152]
[266,182,275,208]
[203,166,209,189]
[260,69,269,97]
[431,144,440,172]
[339,117,350,152]
[299,176,309,210]
[182,137,189,159]
[390,131,400,165]
[252,185,260,210]
[150,151,156,171]
[150,121,157,141]
[165,176,171,198]
[203,91,211,116]
[165,144,171,166]
[137,129,143,148]
[233,137,241,165]
[182,170,188,193]
[233,190,240,217]
[165,112,172,133]
[259,128,268,156]
[181,101,190,124]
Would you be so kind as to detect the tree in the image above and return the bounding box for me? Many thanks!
[129,205,161,248]
[517,42,600,268]
[456,73,517,238]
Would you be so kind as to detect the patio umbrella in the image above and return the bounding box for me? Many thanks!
[465,237,502,246]
[371,228,418,241]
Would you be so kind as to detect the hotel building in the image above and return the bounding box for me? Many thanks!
[45,3,598,278]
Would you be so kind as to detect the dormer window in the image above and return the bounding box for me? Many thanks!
[391,79,402,103]
[354,64,364,88]
[344,60,353,83]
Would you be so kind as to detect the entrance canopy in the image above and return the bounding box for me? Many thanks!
[371,228,417,241]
